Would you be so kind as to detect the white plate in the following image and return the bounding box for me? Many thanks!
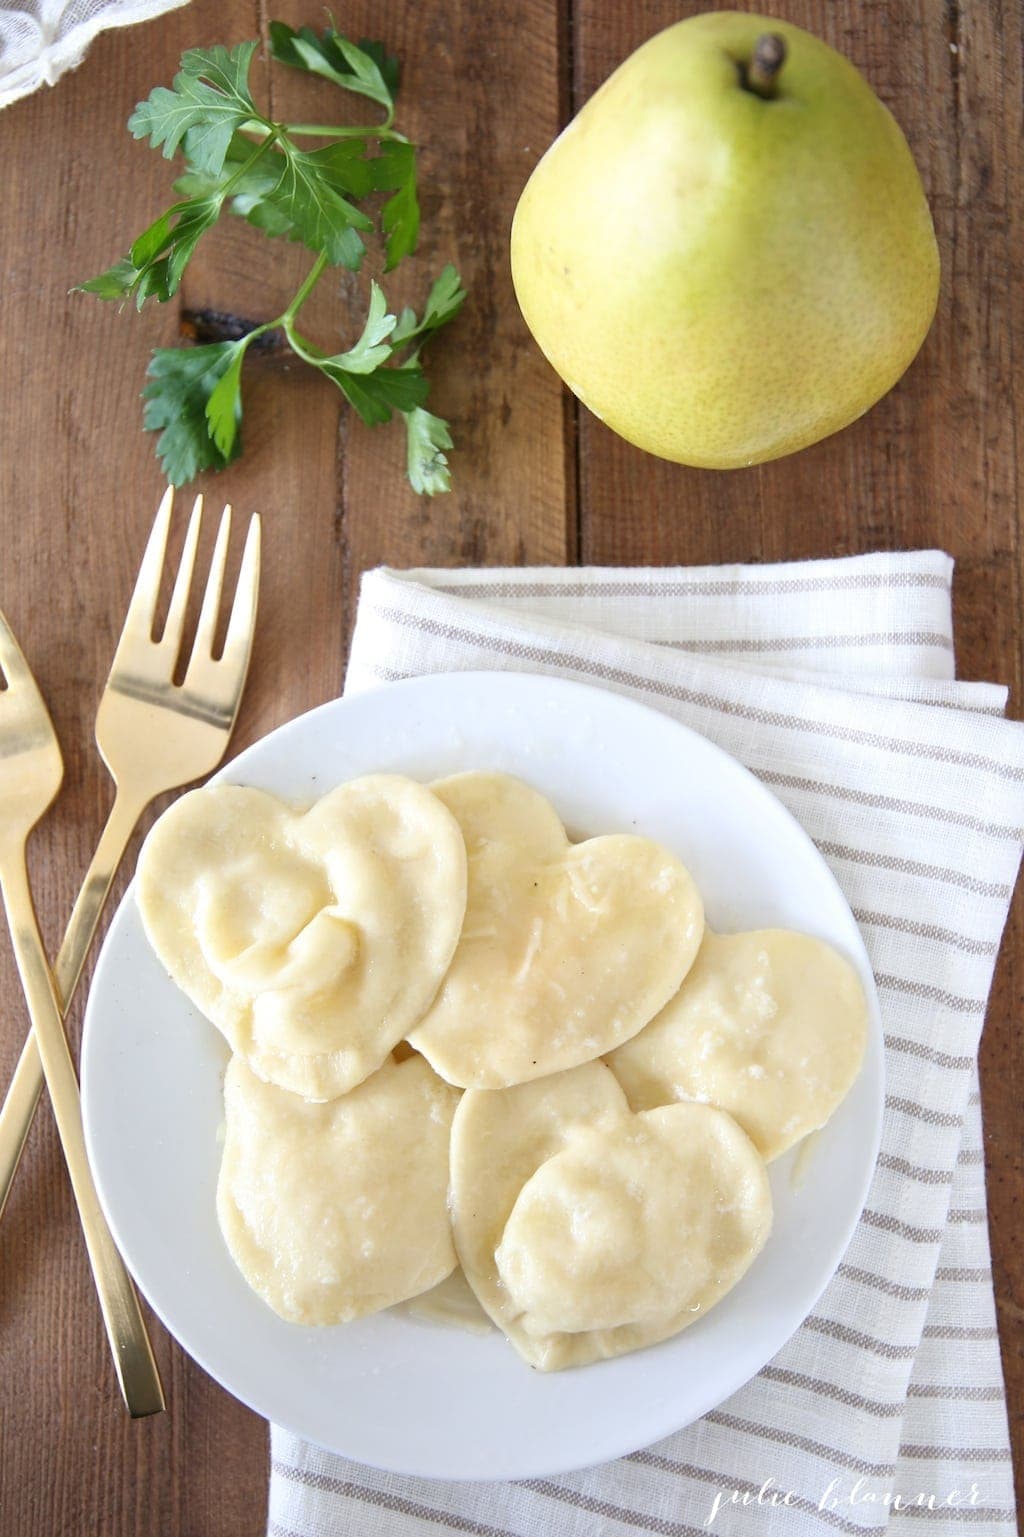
[81,670,883,1481]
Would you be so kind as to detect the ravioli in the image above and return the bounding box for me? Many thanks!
[137,776,467,1100]
[450,1063,771,1370]
[608,929,868,1160]
[409,773,704,1088]
[217,1053,458,1325]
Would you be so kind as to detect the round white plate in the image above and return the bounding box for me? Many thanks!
[81,670,883,1481]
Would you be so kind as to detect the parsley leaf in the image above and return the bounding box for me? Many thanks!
[173,132,280,201]
[265,143,374,268]
[322,364,429,425]
[78,193,223,306]
[143,342,245,484]
[321,281,397,373]
[129,42,258,176]
[324,35,394,115]
[391,263,467,350]
[354,41,400,99]
[269,24,397,117]
[143,195,222,294]
[180,42,257,101]
[370,140,419,269]
[177,137,378,257]
[404,408,454,495]
[77,257,143,302]
[204,341,248,458]
[420,264,468,332]
[285,140,377,198]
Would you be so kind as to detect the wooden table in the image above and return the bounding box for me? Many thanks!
[0,2,1020,1531]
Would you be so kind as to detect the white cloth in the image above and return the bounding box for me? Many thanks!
[270,552,1019,1536]
[0,0,190,109]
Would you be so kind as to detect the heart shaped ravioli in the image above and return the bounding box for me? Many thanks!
[608,929,869,1161]
[137,776,467,1099]
[408,773,704,1088]
[451,1063,771,1370]
[218,1052,458,1325]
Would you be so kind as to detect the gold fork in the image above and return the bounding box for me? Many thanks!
[0,489,261,1232]
[0,612,165,1414]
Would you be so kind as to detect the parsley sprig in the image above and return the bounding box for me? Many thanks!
[79,26,464,494]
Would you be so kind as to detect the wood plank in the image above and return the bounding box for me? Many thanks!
[332,0,574,622]
[0,0,569,1532]
[0,5,286,1534]
[571,0,1023,1506]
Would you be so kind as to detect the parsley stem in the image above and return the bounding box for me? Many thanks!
[240,120,404,143]
[281,323,324,365]
[218,128,280,196]
[280,252,329,325]
[237,321,274,349]
[289,122,400,138]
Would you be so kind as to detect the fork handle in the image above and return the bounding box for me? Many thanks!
[0,791,145,1222]
[0,843,163,1418]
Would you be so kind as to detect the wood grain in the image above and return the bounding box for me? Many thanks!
[0,0,1020,1530]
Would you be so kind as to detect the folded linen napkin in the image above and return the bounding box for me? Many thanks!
[269,552,1020,1537]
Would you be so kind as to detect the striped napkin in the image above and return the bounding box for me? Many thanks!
[269,551,1019,1536]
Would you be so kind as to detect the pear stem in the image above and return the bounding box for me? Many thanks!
[745,34,787,98]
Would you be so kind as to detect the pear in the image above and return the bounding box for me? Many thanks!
[510,13,940,469]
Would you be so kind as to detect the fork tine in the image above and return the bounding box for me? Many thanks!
[0,607,36,692]
[191,505,232,659]
[220,514,261,671]
[121,487,174,641]
[160,494,203,656]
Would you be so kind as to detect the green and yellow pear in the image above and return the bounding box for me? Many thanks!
[511,12,940,469]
